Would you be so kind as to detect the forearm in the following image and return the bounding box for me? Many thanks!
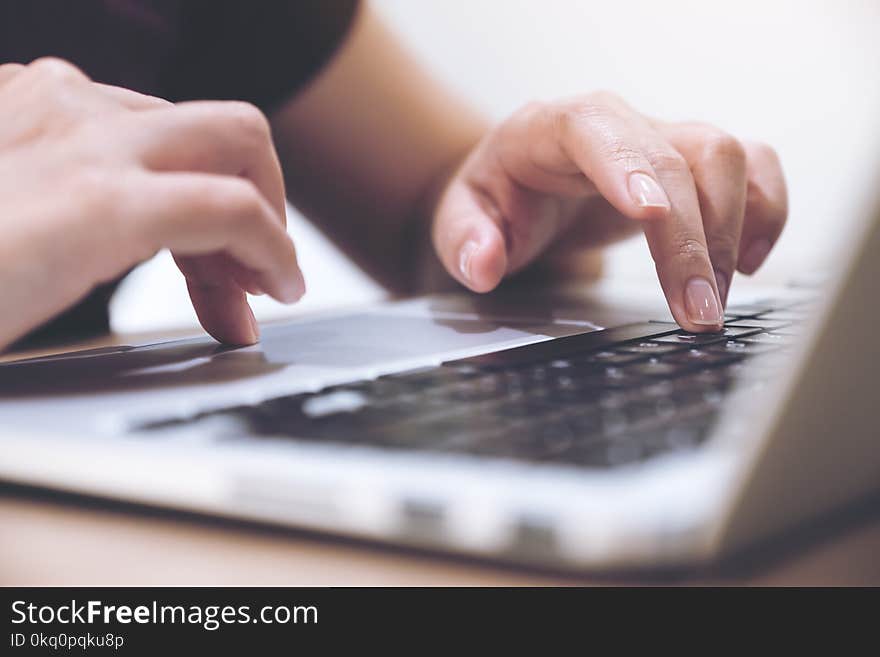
[270,3,487,294]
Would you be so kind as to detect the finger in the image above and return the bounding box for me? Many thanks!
[94,83,171,110]
[659,123,748,305]
[126,173,305,343]
[174,253,260,345]
[224,258,267,296]
[141,174,304,300]
[126,101,287,225]
[737,141,788,275]
[439,94,677,292]
[432,176,509,292]
[188,252,266,296]
[531,96,723,330]
[505,94,674,220]
[636,138,724,331]
[24,57,91,83]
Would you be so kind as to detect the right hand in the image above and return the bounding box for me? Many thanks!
[0,58,304,351]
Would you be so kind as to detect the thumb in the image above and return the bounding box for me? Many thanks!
[432,180,508,293]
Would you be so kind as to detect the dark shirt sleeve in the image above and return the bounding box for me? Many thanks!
[163,0,359,112]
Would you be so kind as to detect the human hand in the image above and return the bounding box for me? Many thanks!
[431,92,787,331]
[0,58,304,351]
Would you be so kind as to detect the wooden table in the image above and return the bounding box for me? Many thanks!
[2,331,879,586]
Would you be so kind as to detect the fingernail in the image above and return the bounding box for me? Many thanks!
[246,304,260,343]
[248,283,265,296]
[628,172,671,210]
[685,277,723,326]
[740,238,772,274]
[714,269,729,307]
[279,271,306,303]
[459,240,480,283]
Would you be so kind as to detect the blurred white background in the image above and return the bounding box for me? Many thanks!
[112,0,880,332]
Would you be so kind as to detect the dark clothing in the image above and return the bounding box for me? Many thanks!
[0,0,358,343]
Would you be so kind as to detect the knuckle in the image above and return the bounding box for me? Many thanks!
[700,130,746,168]
[581,89,624,109]
[602,140,645,169]
[671,235,710,265]
[551,96,618,147]
[747,140,781,166]
[516,99,545,119]
[221,101,272,144]
[558,94,614,126]
[27,57,88,82]
[647,148,689,175]
[500,99,544,140]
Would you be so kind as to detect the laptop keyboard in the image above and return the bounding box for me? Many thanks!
[135,301,810,469]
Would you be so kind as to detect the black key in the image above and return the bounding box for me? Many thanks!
[562,408,605,439]
[669,370,733,401]
[578,350,644,365]
[706,340,782,356]
[663,348,743,367]
[737,331,797,345]
[382,364,479,388]
[621,359,687,377]
[723,304,773,316]
[579,366,646,389]
[651,326,761,345]
[376,406,518,450]
[448,323,680,369]
[726,319,792,331]
[617,341,687,355]
[526,419,581,458]
[440,374,507,402]
[756,310,809,322]
[619,397,679,424]
[489,398,558,419]
[638,380,677,400]
[631,417,715,453]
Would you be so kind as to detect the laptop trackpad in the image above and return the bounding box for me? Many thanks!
[257,312,591,367]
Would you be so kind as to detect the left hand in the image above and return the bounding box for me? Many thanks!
[431,91,787,332]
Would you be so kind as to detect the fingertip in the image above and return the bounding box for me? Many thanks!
[203,317,259,346]
[672,305,723,333]
[267,268,305,304]
[187,282,260,346]
[677,276,724,333]
[460,234,507,293]
[244,302,260,344]
[678,317,724,334]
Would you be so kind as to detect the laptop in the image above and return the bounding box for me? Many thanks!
[0,190,877,572]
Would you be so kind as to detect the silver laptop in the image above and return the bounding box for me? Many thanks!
[0,189,877,572]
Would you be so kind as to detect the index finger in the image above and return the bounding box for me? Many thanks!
[126,101,288,226]
[548,98,724,331]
